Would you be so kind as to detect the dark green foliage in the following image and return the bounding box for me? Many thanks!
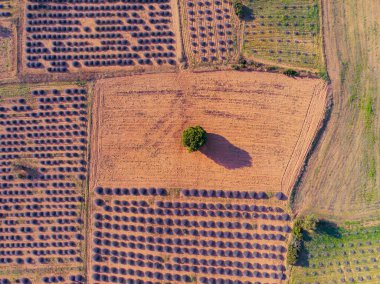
[233,0,244,18]
[302,214,319,231]
[182,126,207,152]
[319,69,330,82]
[283,69,299,77]
[287,215,319,266]
[287,239,301,265]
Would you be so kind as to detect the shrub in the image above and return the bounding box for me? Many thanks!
[302,214,319,231]
[283,69,299,77]
[319,69,330,82]
[287,240,301,265]
[233,0,244,18]
[182,126,207,152]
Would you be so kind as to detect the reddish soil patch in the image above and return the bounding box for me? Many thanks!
[91,71,327,194]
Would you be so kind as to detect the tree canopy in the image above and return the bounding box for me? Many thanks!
[182,126,207,152]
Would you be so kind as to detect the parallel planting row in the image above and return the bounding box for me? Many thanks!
[24,0,178,73]
[0,86,88,283]
[90,187,291,283]
[181,0,239,65]
[243,0,322,69]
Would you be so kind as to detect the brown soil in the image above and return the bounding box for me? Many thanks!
[294,0,380,221]
[90,71,327,195]
[0,20,17,81]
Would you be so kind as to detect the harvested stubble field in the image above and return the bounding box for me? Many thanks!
[21,0,182,74]
[0,83,90,283]
[242,0,322,70]
[91,71,327,194]
[291,224,380,284]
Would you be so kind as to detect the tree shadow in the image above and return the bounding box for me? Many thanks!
[200,133,252,169]
[315,220,342,238]
[297,220,342,267]
[242,5,254,21]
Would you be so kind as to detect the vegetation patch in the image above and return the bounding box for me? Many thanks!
[182,126,207,152]
[291,223,380,283]
[242,0,322,70]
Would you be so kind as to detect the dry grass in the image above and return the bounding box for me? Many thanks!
[294,0,380,220]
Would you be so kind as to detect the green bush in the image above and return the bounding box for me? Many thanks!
[233,0,244,18]
[319,69,330,82]
[287,239,301,265]
[283,69,299,77]
[302,214,319,231]
[182,126,207,152]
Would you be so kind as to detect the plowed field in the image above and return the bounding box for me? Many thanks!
[91,71,327,195]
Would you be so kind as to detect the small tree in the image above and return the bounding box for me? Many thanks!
[283,69,299,77]
[302,214,319,231]
[233,0,244,18]
[182,126,207,152]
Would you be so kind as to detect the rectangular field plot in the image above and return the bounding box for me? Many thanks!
[291,224,380,284]
[91,71,327,194]
[180,0,240,65]
[89,187,291,283]
[0,85,89,283]
[23,0,179,74]
[243,0,322,70]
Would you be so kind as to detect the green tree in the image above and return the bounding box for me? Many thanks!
[233,0,244,18]
[283,69,299,77]
[302,214,319,231]
[182,126,207,152]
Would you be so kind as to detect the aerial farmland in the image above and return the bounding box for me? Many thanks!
[0,0,378,283]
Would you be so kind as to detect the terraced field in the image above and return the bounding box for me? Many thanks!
[242,0,322,70]
[291,224,380,284]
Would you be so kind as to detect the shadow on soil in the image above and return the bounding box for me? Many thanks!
[297,220,341,267]
[200,133,252,169]
[0,26,11,37]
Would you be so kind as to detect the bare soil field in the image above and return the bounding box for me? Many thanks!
[91,71,327,195]
[0,83,90,283]
[293,0,380,220]
[21,0,182,74]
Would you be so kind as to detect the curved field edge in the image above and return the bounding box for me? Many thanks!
[281,80,328,196]
[292,0,380,220]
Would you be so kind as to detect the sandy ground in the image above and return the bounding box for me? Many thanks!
[90,71,327,194]
[0,20,17,81]
[294,0,380,220]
